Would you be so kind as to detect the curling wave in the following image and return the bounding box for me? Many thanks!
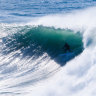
[1,25,83,66]
[0,24,84,89]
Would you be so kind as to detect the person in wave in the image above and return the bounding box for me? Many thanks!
[63,42,71,53]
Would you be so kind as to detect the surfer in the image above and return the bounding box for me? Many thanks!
[63,42,71,52]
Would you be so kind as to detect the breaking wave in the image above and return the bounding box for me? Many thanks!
[0,7,96,96]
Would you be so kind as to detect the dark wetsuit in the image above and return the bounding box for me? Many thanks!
[63,43,70,52]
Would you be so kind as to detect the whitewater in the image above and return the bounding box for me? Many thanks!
[0,4,96,96]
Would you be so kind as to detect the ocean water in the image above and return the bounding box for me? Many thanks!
[0,0,96,96]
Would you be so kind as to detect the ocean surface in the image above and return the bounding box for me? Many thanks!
[0,0,96,96]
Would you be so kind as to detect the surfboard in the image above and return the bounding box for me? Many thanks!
[58,52,75,63]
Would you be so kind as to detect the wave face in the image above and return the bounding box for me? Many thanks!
[2,25,83,66]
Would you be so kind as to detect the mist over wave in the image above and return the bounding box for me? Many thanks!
[0,7,96,96]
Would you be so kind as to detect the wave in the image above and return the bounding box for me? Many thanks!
[0,7,96,96]
[0,24,83,90]
[1,25,83,66]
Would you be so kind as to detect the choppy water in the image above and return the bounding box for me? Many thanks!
[0,0,96,96]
